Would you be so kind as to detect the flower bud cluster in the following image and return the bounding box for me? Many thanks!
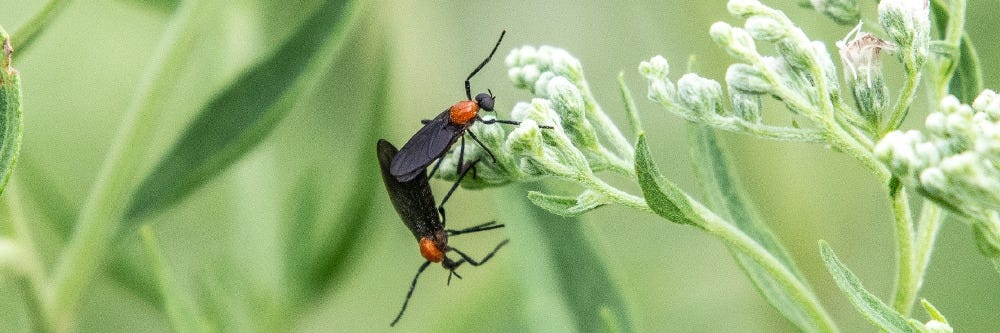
[437,46,631,192]
[875,91,1000,213]
[875,90,1000,256]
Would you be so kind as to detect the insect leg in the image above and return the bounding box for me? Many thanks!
[464,30,506,100]
[466,130,498,163]
[449,239,510,266]
[390,261,433,327]
[447,221,503,236]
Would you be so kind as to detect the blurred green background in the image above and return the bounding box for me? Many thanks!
[1,0,998,332]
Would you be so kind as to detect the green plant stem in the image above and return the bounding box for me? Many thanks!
[883,51,923,135]
[691,199,839,332]
[912,201,943,294]
[889,183,917,316]
[44,1,204,329]
[11,0,70,55]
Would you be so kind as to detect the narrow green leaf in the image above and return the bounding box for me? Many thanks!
[527,190,606,217]
[688,124,817,331]
[919,299,948,324]
[0,31,24,198]
[501,185,633,332]
[948,35,983,103]
[617,72,643,139]
[819,241,915,333]
[634,133,700,227]
[140,226,211,333]
[124,0,361,222]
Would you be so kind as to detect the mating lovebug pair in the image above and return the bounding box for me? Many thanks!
[377,140,507,327]
[378,30,549,326]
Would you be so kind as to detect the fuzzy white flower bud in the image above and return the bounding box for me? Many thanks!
[677,73,725,118]
[726,63,771,94]
[711,22,758,63]
[878,0,930,65]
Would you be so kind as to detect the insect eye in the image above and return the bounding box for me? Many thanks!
[475,93,495,111]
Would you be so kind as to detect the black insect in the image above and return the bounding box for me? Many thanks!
[377,139,509,327]
[389,30,551,189]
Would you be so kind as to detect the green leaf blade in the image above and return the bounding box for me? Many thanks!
[819,241,915,333]
[634,133,700,227]
[124,0,360,223]
[0,32,23,198]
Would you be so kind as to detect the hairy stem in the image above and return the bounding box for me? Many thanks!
[889,183,917,315]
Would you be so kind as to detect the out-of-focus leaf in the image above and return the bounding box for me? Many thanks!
[283,170,321,301]
[0,31,24,198]
[140,226,212,333]
[304,38,391,297]
[124,0,361,223]
[931,0,983,103]
[634,133,700,227]
[688,124,817,331]
[115,0,180,13]
[819,241,915,333]
[501,185,632,332]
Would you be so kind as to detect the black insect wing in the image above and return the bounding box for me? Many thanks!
[377,139,446,241]
[389,110,465,182]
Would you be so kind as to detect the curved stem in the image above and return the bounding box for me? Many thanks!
[882,63,921,135]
